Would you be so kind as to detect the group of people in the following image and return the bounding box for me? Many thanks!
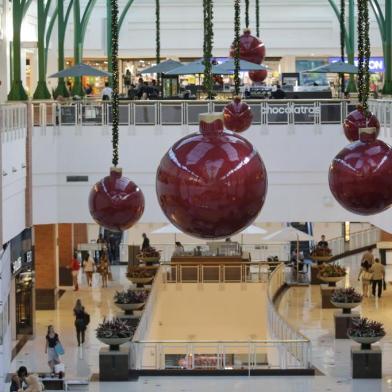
[70,250,111,290]
[358,248,386,298]
[126,78,159,100]
[10,367,44,392]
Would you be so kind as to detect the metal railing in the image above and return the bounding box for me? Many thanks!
[31,99,356,128]
[164,262,279,284]
[369,99,392,135]
[130,265,312,371]
[267,263,311,368]
[0,103,27,134]
[328,227,380,257]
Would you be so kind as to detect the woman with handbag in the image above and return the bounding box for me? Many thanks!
[358,260,372,297]
[45,325,63,373]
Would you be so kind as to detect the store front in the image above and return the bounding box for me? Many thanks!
[10,228,35,337]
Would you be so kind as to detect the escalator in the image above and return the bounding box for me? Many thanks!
[289,222,314,258]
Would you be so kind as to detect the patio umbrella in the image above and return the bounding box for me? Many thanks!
[165,59,206,75]
[141,59,183,74]
[301,61,358,74]
[49,63,112,78]
[212,59,268,74]
[238,225,267,245]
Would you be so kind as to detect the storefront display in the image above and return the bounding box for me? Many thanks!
[10,228,34,337]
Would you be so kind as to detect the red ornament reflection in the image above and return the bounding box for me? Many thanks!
[89,168,145,231]
[329,127,392,215]
[156,113,268,239]
[249,70,268,83]
[343,107,380,142]
[230,29,266,64]
[223,97,253,133]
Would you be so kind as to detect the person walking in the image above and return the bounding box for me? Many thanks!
[370,258,385,298]
[361,247,375,266]
[83,254,95,287]
[358,260,372,297]
[99,253,110,288]
[45,325,61,373]
[141,233,150,251]
[70,253,80,291]
[73,299,88,346]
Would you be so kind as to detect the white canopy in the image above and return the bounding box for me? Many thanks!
[263,226,314,242]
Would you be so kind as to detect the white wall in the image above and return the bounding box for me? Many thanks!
[32,122,392,233]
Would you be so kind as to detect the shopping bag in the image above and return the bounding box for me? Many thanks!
[54,342,65,355]
[383,280,387,290]
[108,271,113,281]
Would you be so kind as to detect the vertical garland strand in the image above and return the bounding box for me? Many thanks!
[156,0,160,65]
[111,0,119,166]
[340,0,345,93]
[357,0,370,111]
[256,0,260,37]
[203,0,214,99]
[234,0,241,95]
[245,0,249,28]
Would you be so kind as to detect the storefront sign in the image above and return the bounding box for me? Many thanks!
[263,104,321,124]
[329,57,385,72]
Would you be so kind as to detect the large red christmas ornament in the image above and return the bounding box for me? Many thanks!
[223,96,253,133]
[89,167,145,231]
[343,107,380,142]
[230,29,266,64]
[156,113,268,239]
[329,127,392,215]
[249,69,268,83]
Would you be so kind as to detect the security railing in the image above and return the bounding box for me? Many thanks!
[328,226,380,257]
[130,265,312,371]
[369,99,392,135]
[31,99,356,128]
[267,263,311,368]
[0,103,27,134]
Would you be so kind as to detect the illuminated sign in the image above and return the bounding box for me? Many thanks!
[329,57,385,72]
[12,257,22,274]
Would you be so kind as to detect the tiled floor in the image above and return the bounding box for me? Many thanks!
[8,258,392,391]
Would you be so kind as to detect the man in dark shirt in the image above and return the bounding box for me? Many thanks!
[272,84,286,99]
[142,233,150,251]
[317,235,328,249]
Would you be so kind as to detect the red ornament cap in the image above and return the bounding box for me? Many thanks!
[359,127,377,143]
[199,112,224,136]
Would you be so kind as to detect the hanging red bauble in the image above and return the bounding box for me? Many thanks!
[223,96,253,133]
[230,29,266,64]
[343,106,380,142]
[249,69,268,83]
[329,127,392,215]
[89,167,145,231]
[156,113,268,239]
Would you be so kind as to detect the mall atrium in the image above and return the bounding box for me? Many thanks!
[2,0,392,391]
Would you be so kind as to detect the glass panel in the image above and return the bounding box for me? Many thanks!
[160,104,182,125]
[187,104,209,125]
[135,104,156,125]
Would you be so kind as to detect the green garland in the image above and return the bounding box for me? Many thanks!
[111,0,119,166]
[203,0,214,99]
[245,0,249,28]
[340,0,345,93]
[256,0,260,37]
[156,0,160,64]
[234,0,241,95]
[357,0,370,110]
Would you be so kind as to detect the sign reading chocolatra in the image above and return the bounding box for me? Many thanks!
[329,57,385,72]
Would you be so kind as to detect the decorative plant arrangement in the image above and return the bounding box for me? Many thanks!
[348,317,385,350]
[126,268,156,284]
[318,264,346,286]
[331,288,363,314]
[96,318,136,350]
[114,290,149,304]
[137,246,161,264]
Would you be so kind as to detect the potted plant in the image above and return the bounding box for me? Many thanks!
[137,246,161,265]
[96,318,135,351]
[330,288,363,314]
[126,268,155,284]
[348,317,385,350]
[317,264,346,286]
[114,289,149,313]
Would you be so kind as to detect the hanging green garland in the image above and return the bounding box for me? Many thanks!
[340,0,345,93]
[111,0,119,166]
[256,0,260,37]
[234,0,241,95]
[156,0,160,64]
[245,0,249,28]
[357,0,370,110]
[203,0,214,99]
